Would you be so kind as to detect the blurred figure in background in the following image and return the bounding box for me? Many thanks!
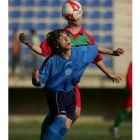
[30,29,41,70]
[109,62,132,137]
[10,29,21,77]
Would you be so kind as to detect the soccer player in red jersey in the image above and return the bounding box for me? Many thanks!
[109,62,132,137]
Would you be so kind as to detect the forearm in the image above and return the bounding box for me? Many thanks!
[95,61,122,83]
[98,46,114,55]
[95,61,112,77]
[19,33,42,55]
[26,42,42,55]
[32,76,41,86]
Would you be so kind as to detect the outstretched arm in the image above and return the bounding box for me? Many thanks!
[19,33,42,55]
[96,61,121,83]
[98,46,124,56]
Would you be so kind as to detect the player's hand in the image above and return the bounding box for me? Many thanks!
[19,33,29,45]
[107,73,122,83]
[113,48,124,56]
[32,69,40,85]
[32,69,40,78]
[32,69,40,84]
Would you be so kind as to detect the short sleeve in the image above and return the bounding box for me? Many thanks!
[92,53,103,64]
[84,45,98,63]
[40,38,52,57]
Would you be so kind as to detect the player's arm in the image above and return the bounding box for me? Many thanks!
[95,61,121,83]
[32,58,51,86]
[98,46,124,56]
[88,45,122,83]
[19,33,42,55]
[32,69,48,86]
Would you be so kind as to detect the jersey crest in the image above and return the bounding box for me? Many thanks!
[65,68,73,76]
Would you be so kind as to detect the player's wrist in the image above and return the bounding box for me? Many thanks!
[112,50,116,55]
[106,71,113,78]
[25,41,34,48]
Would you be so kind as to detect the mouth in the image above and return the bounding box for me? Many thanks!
[66,42,71,49]
[67,42,71,47]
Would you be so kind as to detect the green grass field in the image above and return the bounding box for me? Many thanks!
[9,116,132,140]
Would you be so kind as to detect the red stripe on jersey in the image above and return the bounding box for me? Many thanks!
[84,31,95,45]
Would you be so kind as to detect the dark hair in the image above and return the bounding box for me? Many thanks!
[47,29,68,54]
[30,29,36,34]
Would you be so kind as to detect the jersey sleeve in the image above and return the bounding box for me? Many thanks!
[40,38,52,57]
[92,53,103,64]
[85,31,103,63]
[81,45,98,63]
[38,57,52,86]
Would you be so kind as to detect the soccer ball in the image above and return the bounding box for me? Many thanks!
[62,0,83,21]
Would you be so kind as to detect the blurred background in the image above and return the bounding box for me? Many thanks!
[8,0,132,140]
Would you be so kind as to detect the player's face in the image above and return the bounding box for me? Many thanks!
[74,16,83,25]
[69,16,83,26]
[57,33,71,50]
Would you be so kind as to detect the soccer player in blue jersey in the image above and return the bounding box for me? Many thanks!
[32,29,122,140]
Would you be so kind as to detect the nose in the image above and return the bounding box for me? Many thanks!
[65,36,69,41]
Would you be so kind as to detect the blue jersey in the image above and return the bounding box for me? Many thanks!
[37,45,98,92]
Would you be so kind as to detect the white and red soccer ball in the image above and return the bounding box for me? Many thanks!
[62,0,83,21]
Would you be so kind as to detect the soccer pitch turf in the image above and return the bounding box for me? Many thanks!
[9,116,132,140]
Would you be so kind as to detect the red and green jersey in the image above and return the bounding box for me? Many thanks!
[66,27,94,45]
[40,26,103,63]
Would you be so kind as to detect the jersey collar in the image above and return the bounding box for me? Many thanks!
[64,25,85,35]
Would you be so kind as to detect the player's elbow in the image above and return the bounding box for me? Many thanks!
[74,108,81,121]
[74,111,81,120]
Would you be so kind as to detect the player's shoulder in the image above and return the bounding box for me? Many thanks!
[83,30,95,44]
[72,45,89,52]
[84,30,92,36]
[39,55,53,71]
[43,55,54,65]
[48,54,58,62]
[72,44,96,48]
[42,55,58,67]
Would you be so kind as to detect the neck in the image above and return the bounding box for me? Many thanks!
[59,49,71,60]
[69,24,81,34]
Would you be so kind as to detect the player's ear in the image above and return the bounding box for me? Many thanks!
[55,41,59,49]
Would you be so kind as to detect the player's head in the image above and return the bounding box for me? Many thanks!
[30,29,36,35]
[47,29,71,54]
